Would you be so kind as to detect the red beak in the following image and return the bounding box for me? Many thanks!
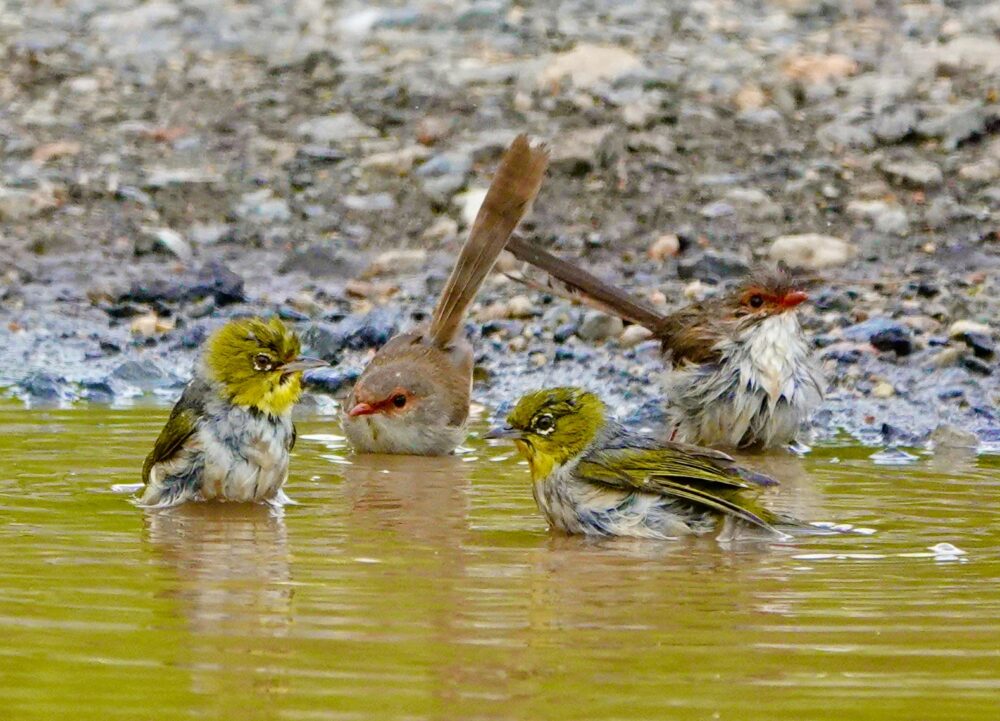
[347,402,378,418]
[781,291,808,309]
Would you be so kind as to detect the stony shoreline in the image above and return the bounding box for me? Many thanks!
[2,1,998,448]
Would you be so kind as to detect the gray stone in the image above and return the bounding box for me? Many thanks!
[677,250,751,281]
[111,360,172,390]
[550,125,618,175]
[296,113,377,144]
[879,157,943,187]
[278,244,363,278]
[930,423,979,450]
[577,311,624,342]
[769,233,856,269]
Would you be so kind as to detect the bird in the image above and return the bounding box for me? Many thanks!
[140,316,328,507]
[342,134,549,455]
[504,236,824,450]
[486,387,788,541]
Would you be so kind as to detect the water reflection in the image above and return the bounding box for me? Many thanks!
[143,504,292,717]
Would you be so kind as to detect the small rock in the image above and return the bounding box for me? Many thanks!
[847,200,909,235]
[879,157,943,187]
[360,145,431,174]
[20,372,66,400]
[138,226,192,261]
[342,193,396,212]
[677,250,750,282]
[416,151,473,202]
[620,324,653,347]
[578,311,624,342]
[782,53,857,85]
[302,367,360,395]
[961,356,992,376]
[930,347,963,368]
[769,233,856,270]
[144,167,223,189]
[958,158,1000,184]
[130,312,174,337]
[870,327,913,356]
[235,189,291,223]
[455,188,489,227]
[422,216,459,242]
[278,243,362,278]
[871,381,895,398]
[959,332,995,359]
[296,113,377,144]
[111,359,172,390]
[537,44,643,91]
[0,187,45,220]
[948,320,992,338]
[648,234,680,262]
[364,249,427,277]
[188,223,231,246]
[189,261,245,306]
[930,424,979,450]
[550,125,618,175]
[505,295,535,319]
[873,106,918,143]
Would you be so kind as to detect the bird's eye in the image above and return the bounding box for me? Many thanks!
[253,353,273,371]
[392,394,407,408]
[533,414,555,435]
[748,294,764,308]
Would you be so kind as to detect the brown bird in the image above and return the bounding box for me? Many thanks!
[505,235,824,450]
[342,135,549,455]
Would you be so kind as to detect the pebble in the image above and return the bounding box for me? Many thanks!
[505,295,535,319]
[948,320,992,338]
[364,249,427,277]
[647,234,680,261]
[769,234,856,269]
[295,113,377,143]
[537,44,643,91]
[577,311,624,342]
[620,324,653,348]
[879,157,943,187]
[455,188,489,227]
[677,250,750,281]
[871,381,896,398]
[930,423,979,450]
[870,327,914,356]
[550,125,617,175]
[278,244,363,278]
[111,359,173,390]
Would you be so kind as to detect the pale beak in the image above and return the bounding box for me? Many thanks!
[280,356,329,375]
[780,291,808,309]
[347,402,378,418]
[485,424,520,440]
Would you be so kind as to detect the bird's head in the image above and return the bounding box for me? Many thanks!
[204,317,327,416]
[721,265,809,327]
[487,387,606,478]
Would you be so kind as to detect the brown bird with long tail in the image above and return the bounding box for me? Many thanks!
[505,236,824,450]
[343,135,549,455]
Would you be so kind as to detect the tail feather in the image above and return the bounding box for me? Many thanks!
[428,135,549,347]
[505,235,667,332]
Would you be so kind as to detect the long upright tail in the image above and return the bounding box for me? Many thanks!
[428,135,549,347]
[505,235,667,332]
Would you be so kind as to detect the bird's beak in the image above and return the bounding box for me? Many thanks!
[280,356,329,374]
[347,402,378,418]
[485,424,520,440]
[780,291,808,309]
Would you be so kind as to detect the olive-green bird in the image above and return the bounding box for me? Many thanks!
[140,317,327,507]
[487,387,789,540]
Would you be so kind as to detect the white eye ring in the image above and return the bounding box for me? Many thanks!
[534,414,555,435]
[253,353,273,371]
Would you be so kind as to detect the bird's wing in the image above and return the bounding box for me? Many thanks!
[141,380,207,484]
[428,135,549,347]
[576,445,777,532]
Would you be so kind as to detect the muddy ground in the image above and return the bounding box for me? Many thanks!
[2,0,999,448]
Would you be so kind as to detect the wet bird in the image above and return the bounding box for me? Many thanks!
[487,387,787,540]
[505,236,824,450]
[343,134,549,455]
[141,317,327,507]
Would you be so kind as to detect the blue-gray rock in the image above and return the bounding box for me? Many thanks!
[960,332,995,359]
[278,243,363,278]
[301,367,360,395]
[20,372,66,400]
[111,359,172,390]
[677,250,750,281]
[870,327,913,356]
[188,261,245,306]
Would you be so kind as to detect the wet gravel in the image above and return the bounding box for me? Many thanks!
[2,0,999,448]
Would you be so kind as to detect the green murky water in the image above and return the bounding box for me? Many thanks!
[0,403,997,720]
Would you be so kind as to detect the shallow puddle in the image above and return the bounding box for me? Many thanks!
[0,403,997,720]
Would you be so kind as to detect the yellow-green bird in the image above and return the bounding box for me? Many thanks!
[487,387,787,540]
[140,317,327,507]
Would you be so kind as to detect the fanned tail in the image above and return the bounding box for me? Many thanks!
[505,235,667,332]
[428,135,549,347]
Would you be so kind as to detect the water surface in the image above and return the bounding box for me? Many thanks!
[0,404,997,720]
